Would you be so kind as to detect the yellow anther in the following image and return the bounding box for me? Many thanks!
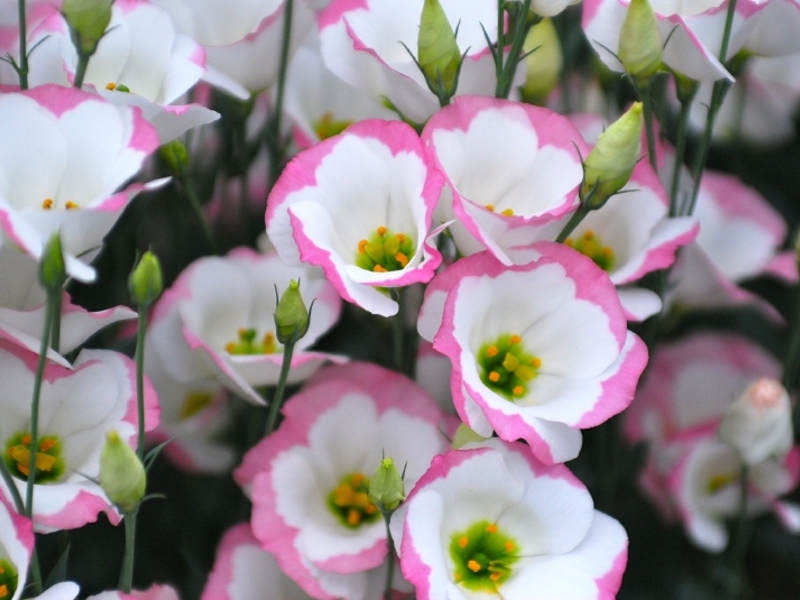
[353,492,371,509]
[486,345,499,358]
[0,584,7,598]
[510,335,521,345]
[225,342,236,353]
[489,572,501,582]
[505,541,515,552]
[394,252,409,268]
[334,484,355,506]
[395,233,406,243]
[489,371,500,383]
[484,204,494,212]
[467,560,481,573]
[377,226,387,236]
[39,439,56,452]
[42,198,53,209]
[365,504,377,515]
[358,240,368,254]
[584,230,595,239]
[351,473,366,487]
[65,201,78,209]
[21,435,31,445]
[515,365,536,381]
[459,537,468,548]
[565,237,573,245]
[105,82,116,90]
[347,509,361,526]
[500,208,514,216]
[502,353,520,371]
[374,264,388,273]
[513,386,524,395]
[602,247,613,257]
[486,524,498,534]
[531,358,542,368]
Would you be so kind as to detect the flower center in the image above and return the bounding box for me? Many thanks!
[180,391,214,420]
[313,112,352,141]
[477,334,540,401]
[225,328,279,355]
[450,520,520,592]
[355,226,415,273]
[327,472,380,529]
[565,230,615,272]
[707,472,739,495]
[41,199,79,210]
[4,432,64,483]
[105,82,131,93]
[483,204,514,216]
[0,559,19,600]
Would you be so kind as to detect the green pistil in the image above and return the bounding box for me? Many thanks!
[327,472,380,529]
[477,334,539,401]
[4,432,64,484]
[180,391,214,420]
[225,328,279,355]
[313,112,353,140]
[449,520,521,592]
[355,226,415,273]
[0,559,18,600]
[565,230,615,272]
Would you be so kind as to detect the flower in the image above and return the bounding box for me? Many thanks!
[234,362,447,599]
[147,246,344,405]
[0,496,33,600]
[420,243,648,464]
[390,439,628,599]
[266,119,445,317]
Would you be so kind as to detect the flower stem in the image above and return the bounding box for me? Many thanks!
[266,0,294,187]
[727,464,750,600]
[118,509,138,593]
[17,0,28,89]
[264,337,297,436]
[73,53,90,89]
[0,459,25,516]
[638,79,659,173]
[382,511,396,600]
[669,79,698,217]
[134,308,147,460]
[50,292,63,353]
[178,176,217,254]
[495,0,534,99]
[555,203,591,244]
[391,288,405,375]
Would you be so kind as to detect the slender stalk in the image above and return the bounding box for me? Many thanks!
[669,80,698,217]
[495,0,505,79]
[50,292,63,353]
[495,0,533,99]
[555,203,591,244]
[392,289,404,374]
[73,53,90,89]
[118,509,138,593]
[727,464,750,600]
[639,79,658,173]
[266,0,294,187]
[0,459,25,516]
[382,511,396,600]
[264,337,297,436]
[17,0,28,89]
[179,177,217,253]
[134,309,147,460]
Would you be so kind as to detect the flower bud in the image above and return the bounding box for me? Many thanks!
[581,102,643,208]
[100,430,146,514]
[274,280,309,344]
[417,0,461,98]
[38,232,67,292]
[519,18,563,104]
[62,0,112,56]
[619,0,663,83]
[718,378,793,466]
[128,251,163,308]
[159,140,190,176]
[368,457,405,511]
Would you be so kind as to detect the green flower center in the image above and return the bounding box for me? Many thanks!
[327,472,380,529]
[707,472,739,495]
[565,230,615,272]
[355,226,415,273]
[313,112,353,141]
[477,334,540,401]
[225,328,279,355]
[450,520,521,592]
[180,392,214,420]
[0,559,18,600]
[4,432,64,483]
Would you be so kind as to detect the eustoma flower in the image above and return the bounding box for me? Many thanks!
[419,242,648,464]
[391,439,628,599]
[266,119,445,317]
[0,496,33,600]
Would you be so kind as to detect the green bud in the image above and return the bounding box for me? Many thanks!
[581,102,643,208]
[417,0,461,98]
[62,0,112,56]
[619,0,662,83]
[100,430,146,514]
[274,280,310,344]
[159,140,190,176]
[451,423,488,449]
[368,457,405,511]
[38,232,67,292]
[519,18,563,105]
[128,251,163,308]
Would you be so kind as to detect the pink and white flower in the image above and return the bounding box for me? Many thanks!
[266,119,445,317]
[148,246,344,405]
[0,495,34,600]
[420,243,648,464]
[235,362,447,600]
[390,439,628,599]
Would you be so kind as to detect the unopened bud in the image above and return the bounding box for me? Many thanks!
[274,280,309,344]
[38,232,67,292]
[581,102,643,208]
[159,140,190,176]
[62,0,112,56]
[619,0,663,83]
[368,457,405,511]
[418,0,461,98]
[520,18,563,104]
[100,430,146,514]
[128,252,163,308]
[718,378,793,466]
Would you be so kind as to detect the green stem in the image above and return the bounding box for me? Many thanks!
[179,175,217,253]
[0,459,25,516]
[266,0,294,186]
[728,464,750,600]
[134,308,147,461]
[264,337,297,436]
[50,292,63,353]
[555,203,591,244]
[639,79,658,173]
[669,80,698,217]
[73,52,90,89]
[495,0,505,81]
[17,0,28,89]
[118,509,138,593]
[495,0,533,99]
[392,289,404,374]
[382,511,396,600]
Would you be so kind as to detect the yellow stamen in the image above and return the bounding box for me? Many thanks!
[505,541,515,552]
[377,226,387,236]
[395,233,406,243]
[459,536,468,548]
[565,237,573,245]
[394,252,409,268]
[584,230,594,239]
[225,342,236,353]
[486,345,499,358]
[602,247,613,257]
[105,82,116,90]
[365,504,377,515]
[490,572,502,582]
[39,439,56,452]
[510,335,521,345]
[334,484,355,506]
[502,353,520,371]
[513,386,524,396]
[65,201,78,209]
[21,435,31,445]
[42,198,53,209]
[489,371,500,383]
[351,473,366,487]
[358,240,368,254]
[353,492,371,509]
[347,509,361,526]
[484,204,494,212]
[0,584,7,597]
[373,264,388,273]
[486,524,498,533]
[467,560,481,573]
[500,208,514,216]
[531,358,542,368]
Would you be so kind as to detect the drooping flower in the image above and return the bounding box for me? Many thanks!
[266,119,445,317]
[390,439,628,599]
[235,362,447,599]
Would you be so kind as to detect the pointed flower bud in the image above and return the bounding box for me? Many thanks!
[100,430,146,514]
[520,18,563,104]
[417,0,461,98]
[274,279,309,344]
[619,0,663,83]
[159,140,190,176]
[368,457,405,511]
[38,232,67,292]
[62,0,112,56]
[129,251,163,308]
[718,378,793,467]
[581,102,643,208]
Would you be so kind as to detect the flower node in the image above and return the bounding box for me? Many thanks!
[449,520,520,592]
[355,226,415,274]
[478,334,540,401]
[4,432,64,483]
[327,472,380,529]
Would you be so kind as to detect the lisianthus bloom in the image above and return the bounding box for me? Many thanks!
[0,496,33,600]
[0,341,159,532]
[235,362,447,599]
[0,85,162,282]
[86,584,180,600]
[419,243,648,464]
[266,119,445,317]
[422,96,590,265]
[390,439,628,599]
[148,246,343,405]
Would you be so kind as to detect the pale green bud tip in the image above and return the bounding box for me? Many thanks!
[581,102,643,207]
[38,232,67,292]
[520,18,563,104]
[100,430,146,514]
[368,457,405,511]
[159,141,190,175]
[452,423,488,449]
[62,0,112,55]
[274,280,310,344]
[619,0,662,82]
[417,0,461,97]
[129,251,163,308]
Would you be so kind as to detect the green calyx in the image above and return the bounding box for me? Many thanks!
[0,559,19,600]
[355,227,415,273]
[327,472,380,529]
[565,229,615,272]
[313,113,353,141]
[477,334,540,401]
[225,328,279,355]
[4,432,65,484]
[449,520,521,592]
